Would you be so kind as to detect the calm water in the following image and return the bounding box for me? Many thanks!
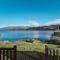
[0,30,55,41]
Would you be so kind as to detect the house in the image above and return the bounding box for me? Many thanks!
[51,31,60,42]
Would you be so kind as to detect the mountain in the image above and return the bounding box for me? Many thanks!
[27,25,60,30]
[0,25,60,30]
[0,26,30,30]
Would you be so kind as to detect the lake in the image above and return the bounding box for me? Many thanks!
[0,30,55,41]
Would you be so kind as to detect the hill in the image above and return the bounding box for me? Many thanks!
[0,25,60,30]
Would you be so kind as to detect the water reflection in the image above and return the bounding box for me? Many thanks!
[0,30,54,40]
[32,31,40,38]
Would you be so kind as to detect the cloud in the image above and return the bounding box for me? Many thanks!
[44,19,60,25]
[28,20,40,26]
[28,19,60,26]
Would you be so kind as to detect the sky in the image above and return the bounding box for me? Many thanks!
[0,0,60,27]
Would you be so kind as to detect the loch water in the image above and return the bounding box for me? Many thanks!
[0,30,54,41]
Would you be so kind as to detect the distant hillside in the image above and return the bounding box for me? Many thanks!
[27,25,60,30]
[0,26,30,30]
[0,25,60,30]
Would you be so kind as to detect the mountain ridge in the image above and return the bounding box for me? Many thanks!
[0,25,60,30]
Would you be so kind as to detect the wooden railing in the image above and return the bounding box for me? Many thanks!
[1,45,60,60]
[45,45,59,60]
[0,45,17,60]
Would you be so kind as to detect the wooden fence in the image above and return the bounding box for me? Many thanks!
[45,45,60,60]
[0,45,17,60]
[1,45,60,60]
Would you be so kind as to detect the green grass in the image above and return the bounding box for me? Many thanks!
[0,41,59,53]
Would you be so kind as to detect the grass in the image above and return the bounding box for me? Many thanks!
[0,40,59,53]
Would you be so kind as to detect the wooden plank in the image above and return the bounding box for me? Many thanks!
[56,50,59,60]
[0,48,14,50]
[0,50,1,60]
[13,46,17,60]
[53,49,55,60]
[6,50,9,60]
[45,45,48,60]
[10,50,13,60]
[49,49,52,60]
[3,50,5,60]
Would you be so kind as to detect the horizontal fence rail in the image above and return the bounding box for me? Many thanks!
[0,45,17,60]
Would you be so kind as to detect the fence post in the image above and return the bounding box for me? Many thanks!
[0,50,1,60]
[14,45,17,60]
[53,49,55,60]
[56,50,59,60]
[45,45,48,60]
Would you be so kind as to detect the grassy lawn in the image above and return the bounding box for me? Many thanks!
[0,40,59,53]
